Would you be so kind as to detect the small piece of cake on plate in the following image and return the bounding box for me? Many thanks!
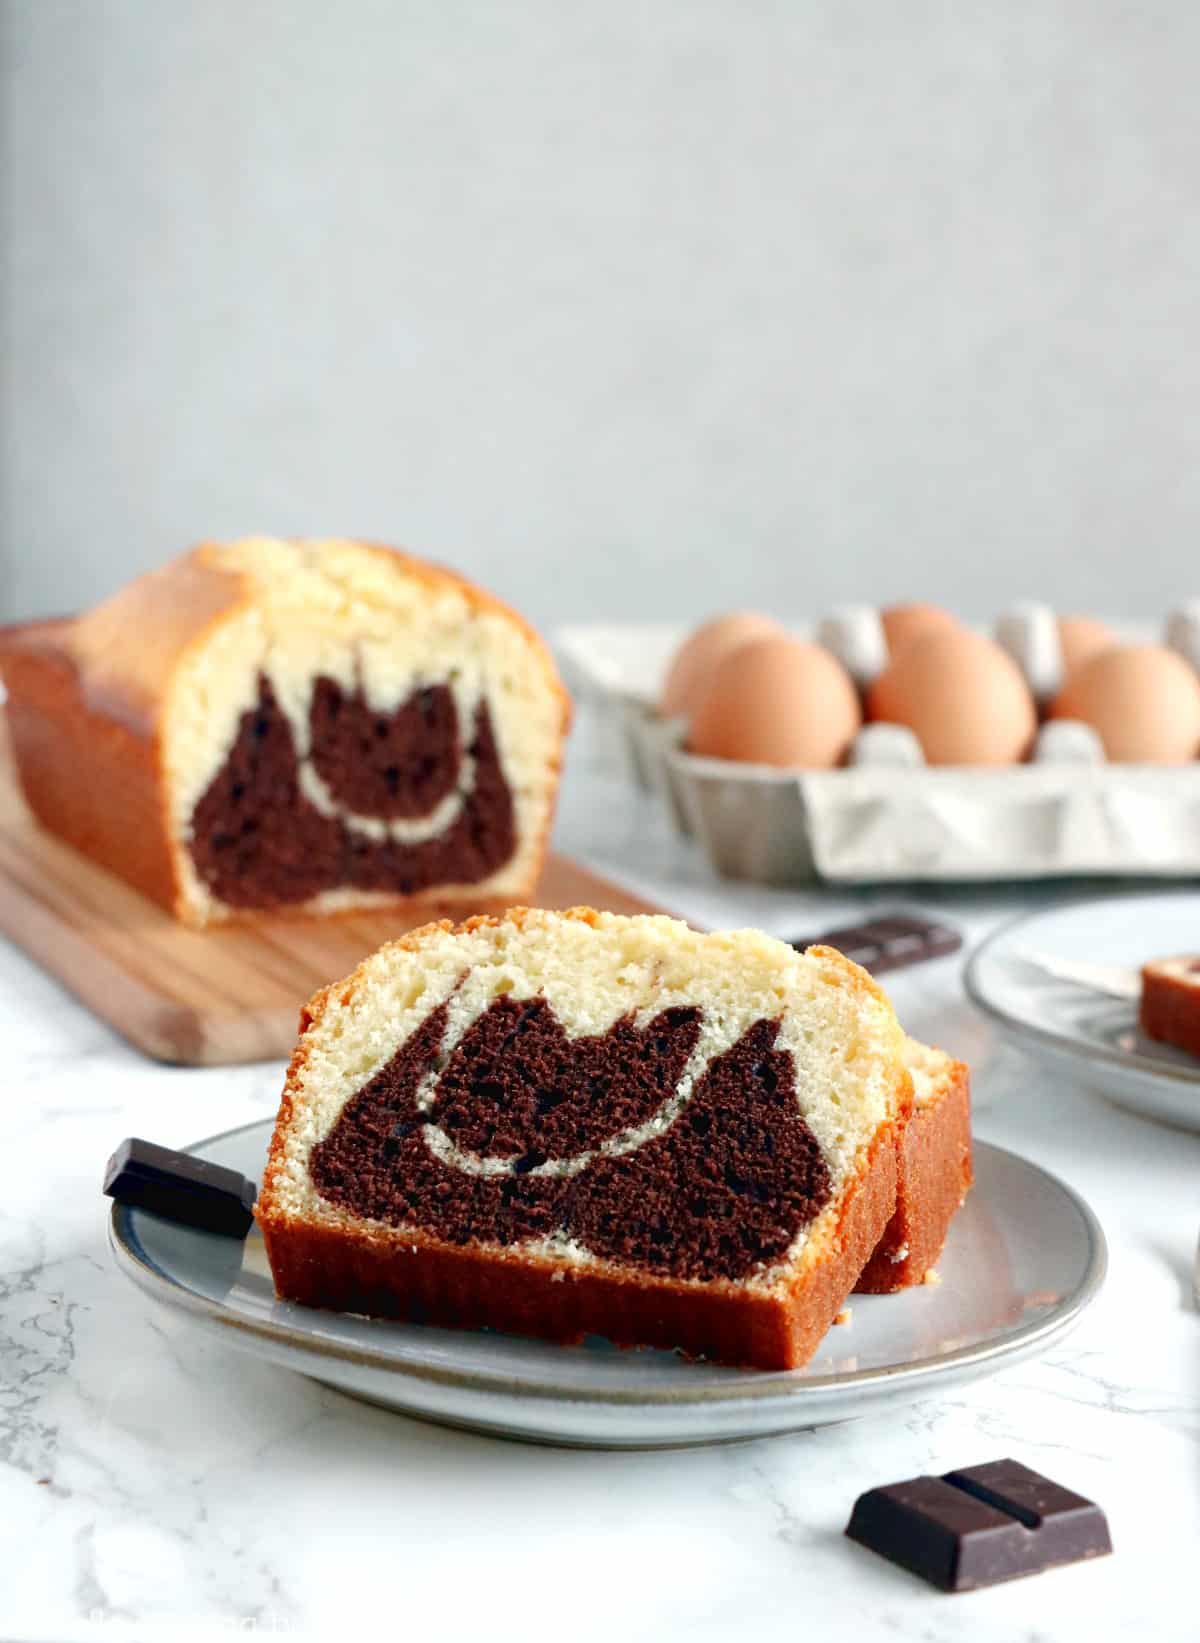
[855,1039,972,1293]
[1140,957,1200,1059]
[256,907,913,1370]
[0,539,569,925]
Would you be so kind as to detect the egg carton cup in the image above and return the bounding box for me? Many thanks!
[556,624,684,798]
[556,617,1200,886]
[668,735,1200,884]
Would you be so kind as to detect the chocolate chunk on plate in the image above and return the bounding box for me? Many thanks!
[792,913,962,976]
[846,1459,1112,1592]
[103,1137,257,1238]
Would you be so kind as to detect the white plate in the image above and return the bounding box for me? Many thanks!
[966,892,1200,1133]
[109,1119,1105,1449]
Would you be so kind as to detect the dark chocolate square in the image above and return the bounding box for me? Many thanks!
[791,912,962,976]
[846,1460,1111,1592]
[103,1137,257,1238]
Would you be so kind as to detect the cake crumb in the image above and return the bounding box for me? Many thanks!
[922,1268,941,1286]
[834,1307,852,1326]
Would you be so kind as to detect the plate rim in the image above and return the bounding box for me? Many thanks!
[108,1118,1107,1414]
[965,892,1200,1091]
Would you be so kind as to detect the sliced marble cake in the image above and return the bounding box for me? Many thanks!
[1140,956,1200,1059]
[256,907,913,1369]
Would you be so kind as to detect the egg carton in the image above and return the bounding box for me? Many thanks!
[555,605,1200,885]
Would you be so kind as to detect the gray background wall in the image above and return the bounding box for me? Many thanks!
[3,1,1198,632]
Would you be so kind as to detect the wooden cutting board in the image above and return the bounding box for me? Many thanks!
[0,724,668,1065]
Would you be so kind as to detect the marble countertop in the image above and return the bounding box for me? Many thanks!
[3,736,1198,1642]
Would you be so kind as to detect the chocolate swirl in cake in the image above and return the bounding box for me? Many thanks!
[189,673,515,907]
[309,994,832,1281]
[307,678,462,820]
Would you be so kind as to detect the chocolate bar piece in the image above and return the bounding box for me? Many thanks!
[103,1137,256,1238]
[846,1459,1112,1592]
[793,913,961,975]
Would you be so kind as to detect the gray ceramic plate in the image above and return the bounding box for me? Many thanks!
[966,893,1200,1133]
[109,1119,1105,1449]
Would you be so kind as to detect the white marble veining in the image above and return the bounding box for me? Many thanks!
[2,733,1198,1641]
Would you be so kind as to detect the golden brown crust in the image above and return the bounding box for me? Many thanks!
[855,1054,972,1293]
[0,540,569,923]
[257,1113,902,1372]
[1139,960,1200,1059]
[0,628,182,911]
[63,552,247,735]
[805,942,895,1013]
[57,541,571,741]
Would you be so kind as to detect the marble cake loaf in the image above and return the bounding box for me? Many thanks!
[855,1039,971,1294]
[0,539,569,924]
[257,907,913,1370]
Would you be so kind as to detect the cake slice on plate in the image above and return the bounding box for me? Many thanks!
[0,538,568,925]
[257,907,913,1370]
[855,1039,972,1293]
[1140,957,1200,1059]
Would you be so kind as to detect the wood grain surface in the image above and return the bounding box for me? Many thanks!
[0,722,668,1065]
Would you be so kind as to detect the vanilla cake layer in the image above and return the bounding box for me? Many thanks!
[257,909,912,1366]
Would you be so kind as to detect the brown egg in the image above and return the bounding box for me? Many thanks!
[880,603,959,657]
[868,628,1037,765]
[1050,644,1200,763]
[1057,614,1116,676]
[689,635,861,767]
[659,611,783,719]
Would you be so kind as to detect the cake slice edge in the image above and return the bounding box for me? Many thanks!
[855,1039,972,1294]
[256,908,915,1370]
[1140,957,1200,1059]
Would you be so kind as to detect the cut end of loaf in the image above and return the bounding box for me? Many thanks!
[257,908,913,1366]
[35,538,570,925]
